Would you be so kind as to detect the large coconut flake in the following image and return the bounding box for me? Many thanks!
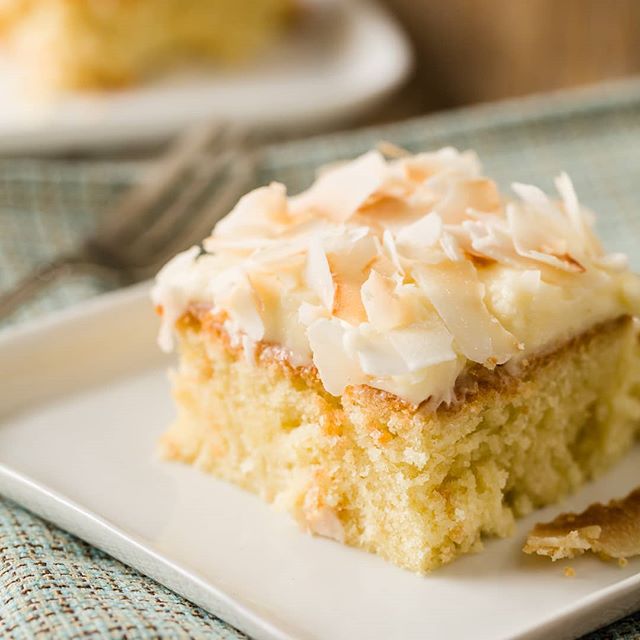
[395,212,442,250]
[507,202,585,273]
[555,172,604,258]
[361,269,408,331]
[440,231,464,262]
[412,261,519,365]
[382,229,405,275]
[214,182,289,239]
[435,178,502,224]
[290,150,387,223]
[388,322,456,371]
[344,326,410,377]
[306,318,366,395]
[457,218,525,268]
[212,267,265,342]
[305,236,335,310]
[326,232,377,324]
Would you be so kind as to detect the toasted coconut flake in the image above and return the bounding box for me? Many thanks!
[345,326,409,377]
[396,212,442,250]
[305,237,335,310]
[507,203,586,273]
[356,193,415,225]
[377,140,410,159]
[412,261,519,365]
[436,178,502,224]
[215,182,289,239]
[555,173,581,229]
[332,271,368,325]
[511,182,551,209]
[523,487,640,561]
[440,231,464,261]
[368,252,398,279]
[382,229,404,275]
[291,150,386,222]
[554,172,605,259]
[457,218,530,269]
[361,270,408,331]
[305,505,345,542]
[306,318,366,395]
[326,233,377,325]
[402,148,481,187]
[213,268,265,342]
[388,323,456,371]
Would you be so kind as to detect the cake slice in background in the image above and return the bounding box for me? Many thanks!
[0,0,296,91]
[152,147,640,573]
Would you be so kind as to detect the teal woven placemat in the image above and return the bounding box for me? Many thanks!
[2,80,640,638]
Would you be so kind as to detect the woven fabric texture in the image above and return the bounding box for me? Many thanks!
[1,79,640,638]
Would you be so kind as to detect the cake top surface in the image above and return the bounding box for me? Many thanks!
[153,146,640,407]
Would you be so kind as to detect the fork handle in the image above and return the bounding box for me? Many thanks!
[0,253,126,320]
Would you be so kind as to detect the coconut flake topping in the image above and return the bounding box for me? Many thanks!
[152,146,640,408]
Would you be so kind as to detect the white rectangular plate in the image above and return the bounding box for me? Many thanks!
[0,283,639,640]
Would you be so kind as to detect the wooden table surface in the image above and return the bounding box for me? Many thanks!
[382,0,640,111]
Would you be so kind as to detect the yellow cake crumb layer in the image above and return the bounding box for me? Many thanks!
[159,314,640,573]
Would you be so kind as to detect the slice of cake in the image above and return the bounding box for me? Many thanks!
[152,146,640,573]
[0,0,295,91]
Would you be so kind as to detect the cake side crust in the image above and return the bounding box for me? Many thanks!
[160,313,640,572]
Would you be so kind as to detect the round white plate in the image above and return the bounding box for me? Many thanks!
[0,0,412,154]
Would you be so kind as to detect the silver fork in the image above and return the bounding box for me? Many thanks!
[0,120,257,319]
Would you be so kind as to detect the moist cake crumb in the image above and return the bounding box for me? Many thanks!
[153,146,640,572]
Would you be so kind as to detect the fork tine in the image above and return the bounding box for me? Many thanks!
[122,124,254,265]
[93,118,226,245]
[101,123,248,255]
[150,152,256,263]
[0,120,254,320]
[135,147,257,266]
[135,149,258,276]
[127,149,235,260]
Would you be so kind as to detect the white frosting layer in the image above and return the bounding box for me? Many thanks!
[152,147,640,407]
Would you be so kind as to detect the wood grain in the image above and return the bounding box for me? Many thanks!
[384,0,640,108]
